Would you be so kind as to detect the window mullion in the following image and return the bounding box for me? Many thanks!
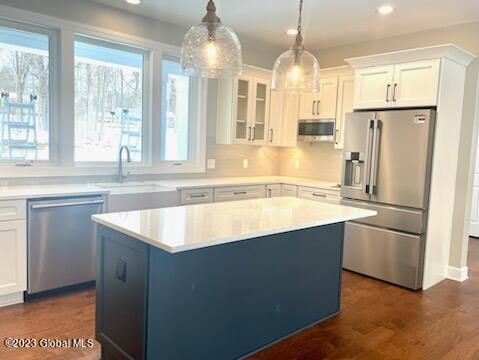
[58,29,75,166]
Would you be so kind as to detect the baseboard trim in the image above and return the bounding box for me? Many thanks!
[446,266,469,282]
[0,292,24,308]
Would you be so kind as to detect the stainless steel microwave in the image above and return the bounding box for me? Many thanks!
[298,119,335,142]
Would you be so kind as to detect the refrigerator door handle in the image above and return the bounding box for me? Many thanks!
[364,119,374,194]
[369,119,381,195]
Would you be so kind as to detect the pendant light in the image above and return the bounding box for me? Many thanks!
[181,0,242,78]
[272,0,320,93]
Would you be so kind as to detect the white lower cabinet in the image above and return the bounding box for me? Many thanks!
[298,186,340,204]
[266,184,281,198]
[214,185,266,202]
[0,219,27,301]
[180,188,214,205]
[280,184,298,197]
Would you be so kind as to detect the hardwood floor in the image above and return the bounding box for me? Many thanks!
[1,239,479,360]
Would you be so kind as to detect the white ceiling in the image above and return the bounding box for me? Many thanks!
[91,0,479,49]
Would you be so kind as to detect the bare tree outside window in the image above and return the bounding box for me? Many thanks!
[0,27,50,161]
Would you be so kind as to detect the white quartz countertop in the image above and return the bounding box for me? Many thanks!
[0,176,339,200]
[92,197,376,253]
[156,176,341,191]
[0,183,109,200]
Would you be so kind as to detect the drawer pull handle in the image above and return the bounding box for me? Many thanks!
[312,193,326,198]
[234,191,247,195]
[189,194,207,198]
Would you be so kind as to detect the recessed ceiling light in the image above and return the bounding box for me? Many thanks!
[126,0,141,5]
[378,5,394,15]
[286,28,298,36]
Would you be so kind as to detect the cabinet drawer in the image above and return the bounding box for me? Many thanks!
[298,186,340,204]
[214,185,266,202]
[0,200,26,221]
[180,188,213,205]
[281,184,298,197]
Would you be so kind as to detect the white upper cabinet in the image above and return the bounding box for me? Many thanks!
[216,68,271,145]
[353,60,440,110]
[353,65,395,109]
[392,60,440,107]
[268,91,300,147]
[298,91,319,120]
[251,79,270,144]
[298,77,339,120]
[335,75,354,150]
[318,77,339,118]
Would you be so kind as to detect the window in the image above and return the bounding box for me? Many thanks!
[161,58,191,161]
[0,24,51,161]
[74,37,145,162]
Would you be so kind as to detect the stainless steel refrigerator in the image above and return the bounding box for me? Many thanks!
[341,109,436,290]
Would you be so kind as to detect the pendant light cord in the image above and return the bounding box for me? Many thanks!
[297,0,303,35]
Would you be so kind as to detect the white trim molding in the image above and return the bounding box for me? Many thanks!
[346,44,476,68]
[0,291,23,308]
[446,265,469,282]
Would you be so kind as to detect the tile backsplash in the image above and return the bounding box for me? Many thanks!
[279,142,343,184]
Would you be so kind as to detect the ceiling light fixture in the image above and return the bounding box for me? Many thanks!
[286,28,298,36]
[180,0,242,78]
[378,5,394,15]
[125,0,141,5]
[272,0,320,93]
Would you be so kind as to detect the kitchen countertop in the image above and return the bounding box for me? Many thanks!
[0,176,340,200]
[0,183,109,200]
[92,197,375,253]
[155,176,340,191]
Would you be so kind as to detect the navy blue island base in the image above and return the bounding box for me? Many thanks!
[95,223,345,360]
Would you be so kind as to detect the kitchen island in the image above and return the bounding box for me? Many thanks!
[92,197,375,360]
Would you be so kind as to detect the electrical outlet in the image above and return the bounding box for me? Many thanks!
[207,159,216,169]
[294,159,300,169]
[243,159,249,169]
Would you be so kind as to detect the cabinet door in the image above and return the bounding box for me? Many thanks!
[268,91,283,146]
[251,79,270,144]
[298,92,319,120]
[0,220,26,296]
[318,77,339,118]
[281,184,298,197]
[281,93,300,147]
[391,60,440,107]
[353,65,394,109]
[234,76,253,143]
[266,184,281,198]
[334,75,354,150]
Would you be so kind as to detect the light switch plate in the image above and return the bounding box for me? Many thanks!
[243,159,249,169]
[294,159,300,169]
[207,159,216,169]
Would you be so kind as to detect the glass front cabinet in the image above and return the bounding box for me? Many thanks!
[217,68,271,145]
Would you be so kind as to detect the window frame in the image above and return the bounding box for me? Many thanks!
[73,34,151,167]
[0,18,58,165]
[158,54,206,169]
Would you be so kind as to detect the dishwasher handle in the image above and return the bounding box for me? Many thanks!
[30,199,104,210]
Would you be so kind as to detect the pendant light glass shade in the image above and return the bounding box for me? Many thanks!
[181,0,242,78]
[272,0,320,93]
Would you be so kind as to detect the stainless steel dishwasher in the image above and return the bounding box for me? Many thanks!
[27,196,105,295]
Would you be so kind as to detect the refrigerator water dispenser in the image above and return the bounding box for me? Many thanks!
[343,152,365,189]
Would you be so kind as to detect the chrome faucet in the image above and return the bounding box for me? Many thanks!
[118,146,131,183]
